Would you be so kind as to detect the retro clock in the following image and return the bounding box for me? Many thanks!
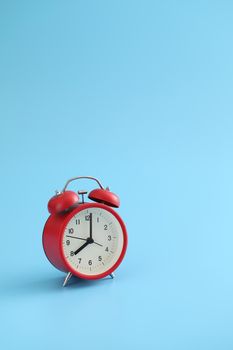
[42,176,128,287]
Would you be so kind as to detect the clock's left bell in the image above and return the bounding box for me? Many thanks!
[48,191,79,215]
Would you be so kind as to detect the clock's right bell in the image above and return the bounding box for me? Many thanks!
[88,188,120,208]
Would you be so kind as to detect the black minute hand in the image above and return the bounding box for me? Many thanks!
[74,240,90,255]
[89,213,93,240]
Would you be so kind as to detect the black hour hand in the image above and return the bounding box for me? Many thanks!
[74,240,90,255]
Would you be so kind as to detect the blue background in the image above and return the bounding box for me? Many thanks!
[1,1,233,349]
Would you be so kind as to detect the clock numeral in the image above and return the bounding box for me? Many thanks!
[78,258,82,264]
[70,251,74,256]
[85,215,90,221]
[108,235,111,241]
[68,228,74,234]
[105,247,109,252]
[98,256,102,261]
[76,219,80,225]
[88,260,92,265]
[66,240,70,245]
[97,217,99,223]
[104,224,108,230]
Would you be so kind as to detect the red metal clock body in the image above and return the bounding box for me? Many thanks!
[42,176,128,286]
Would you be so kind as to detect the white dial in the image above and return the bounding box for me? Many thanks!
[62,207,124,276]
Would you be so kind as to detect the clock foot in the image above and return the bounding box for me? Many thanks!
[109,273,115,279]
[63,272,73,287]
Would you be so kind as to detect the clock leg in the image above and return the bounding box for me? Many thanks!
[63,272,73,287]
[109,273,115,279]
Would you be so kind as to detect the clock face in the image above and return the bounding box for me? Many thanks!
[62,206,125,277]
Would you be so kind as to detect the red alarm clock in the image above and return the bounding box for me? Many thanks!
[42,176,128,287]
